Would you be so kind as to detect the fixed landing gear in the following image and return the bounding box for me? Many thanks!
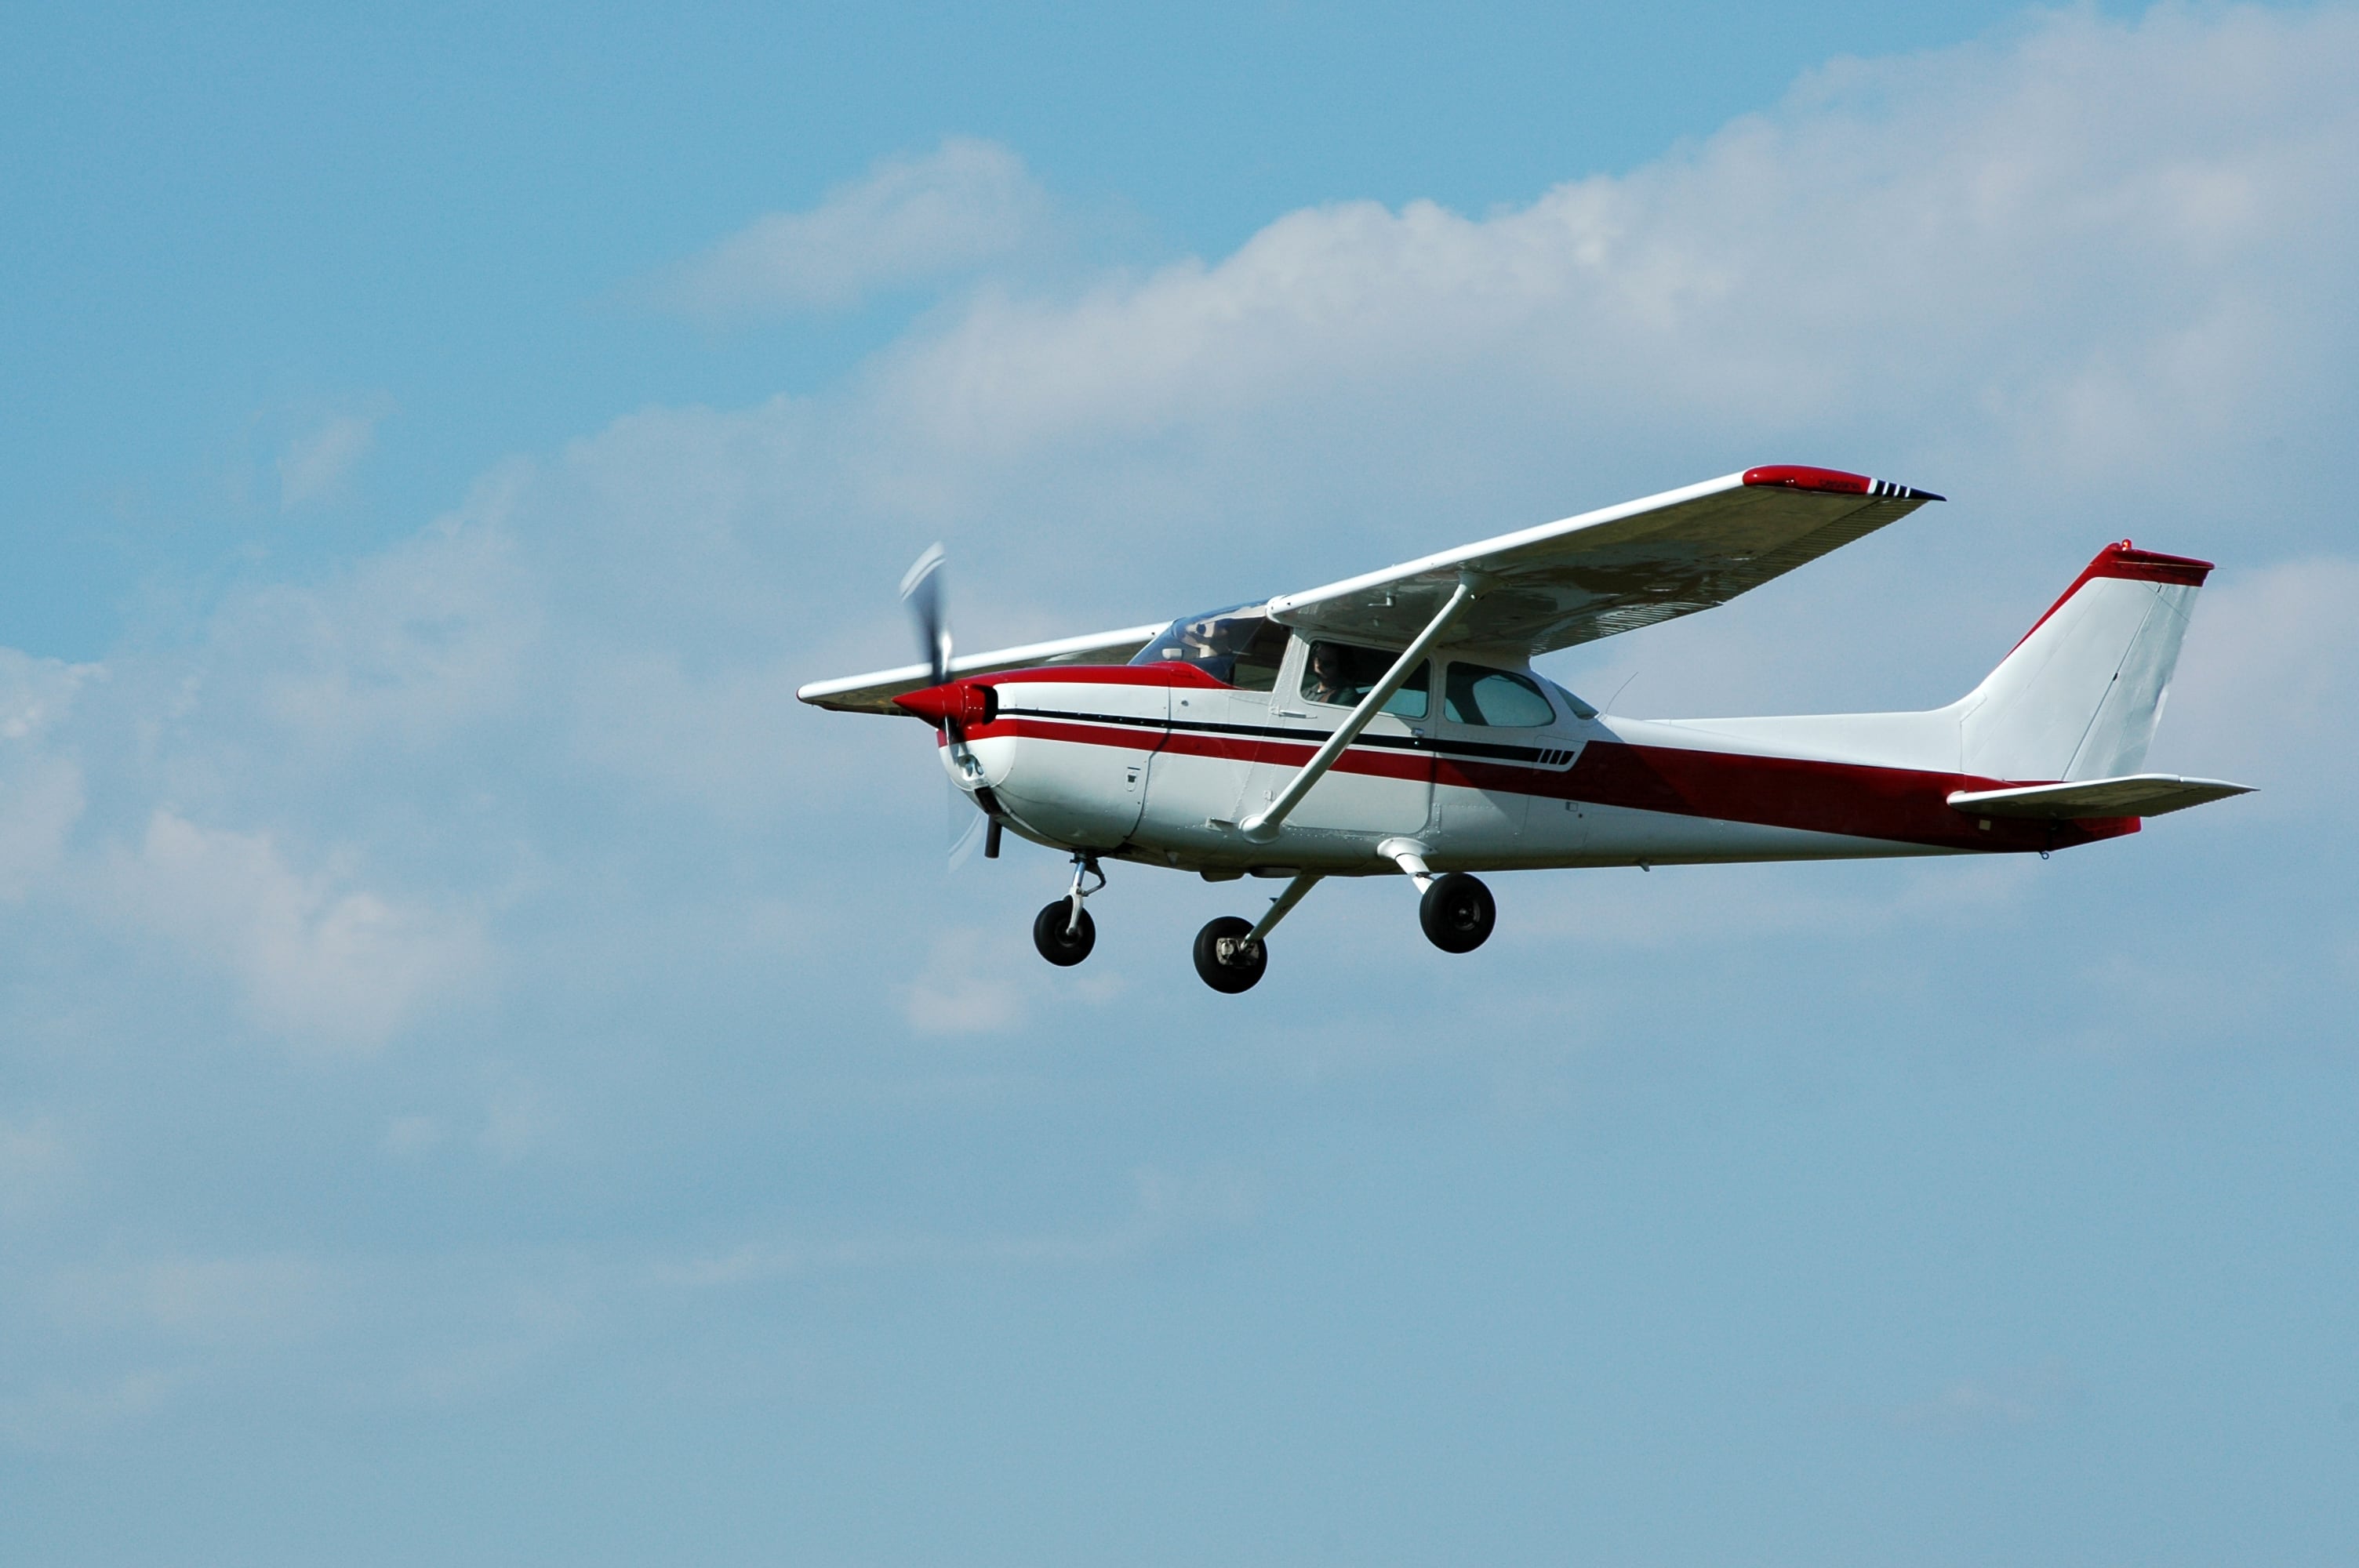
[1031,852,1103,967]
[1190,871,1319,993]
[1026,854,1495,989]
[1419,872,1496,953]
[1382,842,1494,955]
[1033,901,1096,965]
[1192,916,1267,993]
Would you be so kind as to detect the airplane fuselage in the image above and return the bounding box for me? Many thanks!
[947,653,2130,880]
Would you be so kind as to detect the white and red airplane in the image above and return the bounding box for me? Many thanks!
[801,465,2250,993]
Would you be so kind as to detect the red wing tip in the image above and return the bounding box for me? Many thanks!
[1742,464,1943,502]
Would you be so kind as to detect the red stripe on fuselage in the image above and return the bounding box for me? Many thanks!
[1543,743,2130,852]
[1153,724,1434,782]
[968,713,2134,852]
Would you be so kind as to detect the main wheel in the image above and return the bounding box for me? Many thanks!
[1419,872,1496,953]
[1032,900,1096,966]
[1192,915,1267,993]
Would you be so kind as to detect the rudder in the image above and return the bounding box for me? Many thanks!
[1958,543,2212,782]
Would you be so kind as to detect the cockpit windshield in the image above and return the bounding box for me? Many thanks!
[1129,603,1291,691]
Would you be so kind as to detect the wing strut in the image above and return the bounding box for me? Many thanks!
[1246,872,1325,943]
[1238,571,1490,843]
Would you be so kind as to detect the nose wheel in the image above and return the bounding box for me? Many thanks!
[1032,852,1104,967]
[1033,901,1096,965]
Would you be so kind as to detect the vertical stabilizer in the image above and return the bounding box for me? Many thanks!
[1958,543,2211,782]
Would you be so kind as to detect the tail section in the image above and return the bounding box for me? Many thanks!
[1957,543,2211,782]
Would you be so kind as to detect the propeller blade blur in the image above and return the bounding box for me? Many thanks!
[899,543,952,685]
[947,802,987,871]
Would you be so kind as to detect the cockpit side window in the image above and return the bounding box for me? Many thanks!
[1129,604,1289,691]
[1299,641,1429,719]
[1442,663,1555,727]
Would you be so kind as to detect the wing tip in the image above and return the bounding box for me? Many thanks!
[1743,464,1943,503]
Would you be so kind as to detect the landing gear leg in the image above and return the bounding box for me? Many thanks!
[1032,851,1103,967]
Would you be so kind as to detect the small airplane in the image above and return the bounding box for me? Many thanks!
[800,465,2251,993]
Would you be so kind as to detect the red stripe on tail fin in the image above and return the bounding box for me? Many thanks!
[2012,541,2214,652]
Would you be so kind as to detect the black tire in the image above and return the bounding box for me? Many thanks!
[1419,873,1496,953]
[1032,900,1096,966]
[1192,915,1267,993]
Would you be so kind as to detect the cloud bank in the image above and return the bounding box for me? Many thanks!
[656,136,1048,320]
[3,7,2356,1487]
[276,412,380,510]
[7,4,2355,1052]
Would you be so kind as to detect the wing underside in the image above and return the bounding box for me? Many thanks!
[797,622,1165,714]
[801,466,1939,710]
[1266,466,1942,655]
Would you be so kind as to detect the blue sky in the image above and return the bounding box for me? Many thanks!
[4,3,2357,1563]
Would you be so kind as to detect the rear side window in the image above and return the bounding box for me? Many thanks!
[1300,641,1429,719]
[1444,664,1555,727]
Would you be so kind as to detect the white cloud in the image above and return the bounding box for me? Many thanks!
[477,1073,551,1165]
[6,13,2358,1499]
[656,1164,1259,1287]
[1885,1364,2074,1433]
[903,926,1028,1036]
[135,3,2346,880]
[849,5,2357,538]
[381,1114,442,1156]
[0,1115,75,1224]
[45,1254,330,1342]
[564,648,816,818]
[0,753,81,897]
[0,1368,188,1453]
[208,494,541,764]
[1512,855,2037,951]
[13,2,2359,1061]
[94,810,485,1050]
[2150,555,2359,811]
[277,412,380,510]
[0,647,94,743]
[0,650,95,901]
[657,136,1047,320]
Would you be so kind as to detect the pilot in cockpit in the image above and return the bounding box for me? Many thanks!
[1305,641,1353,706]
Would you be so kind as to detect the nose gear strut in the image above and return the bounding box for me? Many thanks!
[1031,851,1103,966]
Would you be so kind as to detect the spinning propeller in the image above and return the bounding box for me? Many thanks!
[900,543,953,691]
[898,543,997,865]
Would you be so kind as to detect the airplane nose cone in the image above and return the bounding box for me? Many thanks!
[892,680,996,728]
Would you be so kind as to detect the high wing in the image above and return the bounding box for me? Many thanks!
[797,622,1165,714]
[1266,465,1943,655]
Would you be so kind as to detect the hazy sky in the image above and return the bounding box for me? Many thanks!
[4,4,2356,1563]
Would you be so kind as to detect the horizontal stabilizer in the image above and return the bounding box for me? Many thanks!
[1946,774,2253,820]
